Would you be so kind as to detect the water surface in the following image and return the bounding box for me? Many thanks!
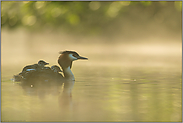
[2,57,182,122]
[1,41,182,122]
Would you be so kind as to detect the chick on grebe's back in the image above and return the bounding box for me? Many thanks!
[13,51,88,82]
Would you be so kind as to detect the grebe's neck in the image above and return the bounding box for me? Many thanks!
[58,54,75,80]
[62,66,75,81]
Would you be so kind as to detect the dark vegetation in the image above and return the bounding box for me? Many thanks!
[1,1,182,43]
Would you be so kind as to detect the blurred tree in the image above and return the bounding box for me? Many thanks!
[1,1,182,35]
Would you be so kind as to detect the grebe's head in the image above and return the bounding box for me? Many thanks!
[58,51,88,69]
[51,65,62,72]
[38,60,49,67]
[59,51,88,61]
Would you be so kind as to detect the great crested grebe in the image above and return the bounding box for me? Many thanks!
[13,51,87,82]
[58,51,88,81]
[13,51,87,98]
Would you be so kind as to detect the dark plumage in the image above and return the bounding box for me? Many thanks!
[22,60,49,72]
[19,60,49,78]
[13,51,87,85]
[13,51,88,98]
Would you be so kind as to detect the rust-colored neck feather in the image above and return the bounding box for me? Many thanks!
[58,54,73,69]
[58,54,74,80]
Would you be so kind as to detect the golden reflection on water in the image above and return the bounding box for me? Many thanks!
[2,63,181,121]
[1,29,182,122]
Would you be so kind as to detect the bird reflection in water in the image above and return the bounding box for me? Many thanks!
[13,51,88,101]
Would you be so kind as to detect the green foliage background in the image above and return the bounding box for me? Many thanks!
[1,1,182,35]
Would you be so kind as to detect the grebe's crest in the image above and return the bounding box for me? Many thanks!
[59,51,88,61]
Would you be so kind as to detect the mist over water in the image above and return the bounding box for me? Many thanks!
[1,28,181,122]
[2,27,181,66]
[1,1,182,121]
[1,1,182,122]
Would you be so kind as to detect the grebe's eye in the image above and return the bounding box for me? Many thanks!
[73,54,77,57]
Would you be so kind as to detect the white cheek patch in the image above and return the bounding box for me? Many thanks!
[68,54,78,60]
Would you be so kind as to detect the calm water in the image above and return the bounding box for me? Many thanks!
[1,37,182,122]
[2,56,182,122]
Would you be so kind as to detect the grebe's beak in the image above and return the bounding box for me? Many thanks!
[78,56,88,60]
